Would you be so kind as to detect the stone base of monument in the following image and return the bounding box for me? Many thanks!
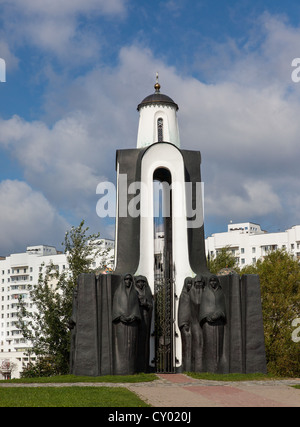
[69,272,267,376]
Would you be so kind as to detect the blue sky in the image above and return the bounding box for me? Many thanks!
[1,0,300,255]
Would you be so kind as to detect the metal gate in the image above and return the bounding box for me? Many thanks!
[153,171,175,373]
[154,253,175,373]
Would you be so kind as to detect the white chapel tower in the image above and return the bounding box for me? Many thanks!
[136,74,181,148]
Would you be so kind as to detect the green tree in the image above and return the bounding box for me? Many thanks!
[241,249,300,376]
[18,220,111,376]
[210,247,300,376]
[208,246,238,274]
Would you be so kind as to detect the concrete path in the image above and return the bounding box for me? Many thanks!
[128,374,300,407]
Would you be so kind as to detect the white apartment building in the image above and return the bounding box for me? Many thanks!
[205,222,300,267]
[0,240,114,379]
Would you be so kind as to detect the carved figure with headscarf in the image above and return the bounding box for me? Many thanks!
[199,275,226,373]
[178,277,193,371]
[112,273,141,374]
[134,275,153,372]
[178,275,206,371]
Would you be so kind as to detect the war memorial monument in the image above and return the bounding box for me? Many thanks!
[69,78,267,376]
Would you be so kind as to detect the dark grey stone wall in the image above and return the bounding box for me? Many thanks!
[71,273,121,376]
[219,273,267,374]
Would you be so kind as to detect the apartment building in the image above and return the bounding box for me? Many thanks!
[0,240,114,379]
[205,222,300,267]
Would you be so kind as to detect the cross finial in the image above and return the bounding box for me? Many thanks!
[154,72,161,92]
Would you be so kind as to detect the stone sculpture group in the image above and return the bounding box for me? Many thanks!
[179,275,226,373]
[69,270,267,375]
[112,274,153,375]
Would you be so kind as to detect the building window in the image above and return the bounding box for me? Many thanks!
[157,118,163,142]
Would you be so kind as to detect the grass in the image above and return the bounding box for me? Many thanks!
[0,373,157,384]
[2,371,295,384]
[1,371,292,385]
[0,373,156,407]
[0,386,150,407]
[185,372,283,381]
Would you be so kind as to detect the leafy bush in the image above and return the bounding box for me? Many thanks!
[21,357,61,378]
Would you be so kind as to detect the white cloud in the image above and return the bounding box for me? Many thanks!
[0,114,107,214]
[0,39,19,71]
[194,12,300,93]
[4,0,127,17]
[0,180,68,255]
[205,180,282,220]
[0,0,127,62]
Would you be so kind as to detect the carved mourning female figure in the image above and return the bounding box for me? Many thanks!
[134,275,153,372]
[199,275,226,373]
[189,274,205,371]
[178,275,206,372]
[178,277,193,371]
[112,273,141,375]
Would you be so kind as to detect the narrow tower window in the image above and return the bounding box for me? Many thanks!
[157,118,163,142]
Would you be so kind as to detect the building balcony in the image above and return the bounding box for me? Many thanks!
[10,275,30,283]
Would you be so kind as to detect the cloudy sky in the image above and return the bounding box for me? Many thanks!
[1,0,300,255]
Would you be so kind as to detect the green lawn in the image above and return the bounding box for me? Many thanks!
[0,373,157,384]
[0,386,150,407]
[186,372,281,381]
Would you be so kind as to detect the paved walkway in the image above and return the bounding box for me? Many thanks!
[1,374,299,407]
[128,374,300,407]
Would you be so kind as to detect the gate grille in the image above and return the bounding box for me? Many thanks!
[153,171,174,373]
[154,269,175,373]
